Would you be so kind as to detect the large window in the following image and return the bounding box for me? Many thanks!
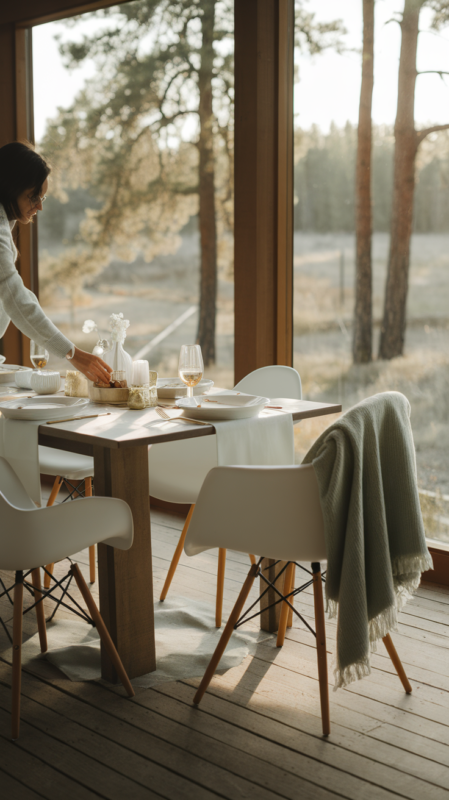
[294,0,449,543]
[33,0,234,387]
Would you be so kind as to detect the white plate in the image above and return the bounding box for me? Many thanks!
[176,393,269,421]
[0,396,89,421]
[157,377,214,399]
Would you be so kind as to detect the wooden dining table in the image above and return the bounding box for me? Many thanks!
[37,394,341,682]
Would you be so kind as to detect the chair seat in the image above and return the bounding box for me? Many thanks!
[39,446,94,481]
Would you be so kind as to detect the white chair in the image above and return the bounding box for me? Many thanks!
[0,456,135,740]
[233,365,302,398]
[0,415,96,585]
[149,366,302,625]
[184,464,413,736]
[39,447,96,586]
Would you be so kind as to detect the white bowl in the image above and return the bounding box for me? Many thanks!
[88,383,129,405]
[15,368,33,389]
[176,393,270,420]
[30,370,61,395]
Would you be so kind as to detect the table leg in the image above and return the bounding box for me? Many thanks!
[259,558,290,633]
[94,444,156,681]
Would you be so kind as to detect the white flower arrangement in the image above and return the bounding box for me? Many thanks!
[82,313,130,343]
[109,312,130,342]
[82,319,98,334]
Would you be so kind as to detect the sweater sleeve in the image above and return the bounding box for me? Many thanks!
[0,214,74,359]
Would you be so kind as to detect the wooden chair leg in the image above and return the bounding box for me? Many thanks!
[47,476,62,507]
[276,561,296,647]
[12,573,24,740]
[382,633,412,694]
[84,478,96,584]
[312,562,330,736]
[216,548,226,627]
[249,554,256,565]
[43,564,54,591]
[44,477,63,589]
[287,563,296,628]
[194,563,259,706]
[70,564,135,697]
[160,504,195,601]
[30,569,47,653]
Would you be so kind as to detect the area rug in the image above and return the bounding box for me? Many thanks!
[17,595,273,687]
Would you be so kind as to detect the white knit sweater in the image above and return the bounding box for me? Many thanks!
[0,203,73,359]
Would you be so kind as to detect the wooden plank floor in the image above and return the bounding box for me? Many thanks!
[1,502,449,799]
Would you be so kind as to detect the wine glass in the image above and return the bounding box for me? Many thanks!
[30,340,49,371]
[178,345,203,404]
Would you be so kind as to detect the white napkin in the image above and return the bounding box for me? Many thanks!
[0,417,42,505]
[213,411,294,466]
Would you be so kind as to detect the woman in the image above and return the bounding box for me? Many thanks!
[0,141,111,384]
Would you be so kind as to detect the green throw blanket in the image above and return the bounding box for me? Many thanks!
[303,391,433,690]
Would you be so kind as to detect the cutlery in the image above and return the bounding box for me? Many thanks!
[155,407,210,426]
[46,412,111,425]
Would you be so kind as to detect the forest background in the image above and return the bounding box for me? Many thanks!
[33,0,449,539]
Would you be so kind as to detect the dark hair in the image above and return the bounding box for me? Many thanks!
[0,141,51,221]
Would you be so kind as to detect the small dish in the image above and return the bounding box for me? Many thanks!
[157,377,214,399]
[31,370,61,395]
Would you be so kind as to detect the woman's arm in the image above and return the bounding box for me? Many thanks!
[68,347,112,384]
[0,216,111,383]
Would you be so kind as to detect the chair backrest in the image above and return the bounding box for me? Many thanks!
[233,366,302,400]
[185,463,326,564]
[148,365,302,505]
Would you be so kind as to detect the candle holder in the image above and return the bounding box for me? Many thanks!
[148,370,158,407]
[65,370,88,398]
[128,385,149,410]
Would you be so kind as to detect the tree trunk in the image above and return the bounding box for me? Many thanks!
[197,0,217,366]
[378,0,424,360]
[353,0,375,364]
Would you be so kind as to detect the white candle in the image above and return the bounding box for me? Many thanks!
[132,360,150,385]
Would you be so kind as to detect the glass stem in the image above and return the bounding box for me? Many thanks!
[187,386,193,398]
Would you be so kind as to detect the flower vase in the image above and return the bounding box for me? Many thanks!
[104,341,133,385]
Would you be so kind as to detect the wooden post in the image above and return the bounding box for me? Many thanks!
[0,23,36,365]
[259,557,290,633]
[234,0,294,383]
[94,444,156,681]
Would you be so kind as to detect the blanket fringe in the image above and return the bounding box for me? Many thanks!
[333,658,371,692]
[328,551,433,690]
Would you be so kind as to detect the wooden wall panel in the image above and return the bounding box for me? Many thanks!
[0,24,23,363]
[16,28,37,366]
[0,25,16,146]
[234,0,294,383]
[0,0,128,28]
[0,26,36,365]
[422,547,449,586]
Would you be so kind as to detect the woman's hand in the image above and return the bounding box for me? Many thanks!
[68,347,112,384]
